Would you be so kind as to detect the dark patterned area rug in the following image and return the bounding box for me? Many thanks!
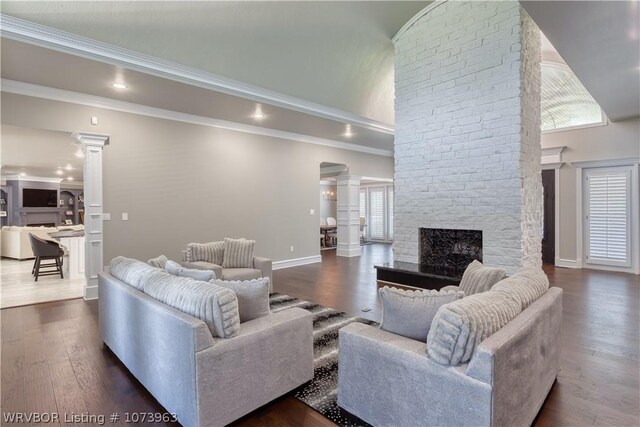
[269,293,378,427]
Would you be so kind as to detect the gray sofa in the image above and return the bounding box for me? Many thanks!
[99,268,314,427]
[338,287,563,427]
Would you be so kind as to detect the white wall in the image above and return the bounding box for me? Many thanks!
[1,92,394,263]
[542,117,640,262]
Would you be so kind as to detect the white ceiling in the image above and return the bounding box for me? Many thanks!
[0,1,431,125]
[522,0,640,122]
[0,125,83,182]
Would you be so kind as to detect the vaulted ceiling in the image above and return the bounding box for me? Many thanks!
[0,1,431,125]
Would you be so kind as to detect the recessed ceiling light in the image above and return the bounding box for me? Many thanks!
[252,104,266,120]
[344,124,354,138]
[111,82,128,89]
[67,176,74,181]
[56,169,63,175]
[74,149,85,158]
[19,172,26,177]
[65,164,73,171]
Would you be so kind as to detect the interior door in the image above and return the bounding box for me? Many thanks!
[541,169,555,264]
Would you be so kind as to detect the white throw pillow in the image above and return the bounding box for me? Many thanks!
[165,260,215,281]
[458,260,506,295]
[211,277,270,322]
[379,286,464,342]
[222,238,255,268]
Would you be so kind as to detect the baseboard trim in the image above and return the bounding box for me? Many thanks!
[336,246,362,257]
[273,255,322,270]
[84,284,98,300]
[555,258,579,269]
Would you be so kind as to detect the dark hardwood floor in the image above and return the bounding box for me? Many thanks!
[1,244,638,426]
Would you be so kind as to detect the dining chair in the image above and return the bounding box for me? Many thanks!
[360,216,367,244]
[320,217,327,226]
[28,233,65,281]
[326,217,338,246]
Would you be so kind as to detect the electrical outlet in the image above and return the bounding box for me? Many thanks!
[102,213,111,221]
[310,209,315,215]
[290,246,294,252]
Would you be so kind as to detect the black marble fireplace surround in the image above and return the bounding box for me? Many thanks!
[375,228,482,290]
[419,228,482,278]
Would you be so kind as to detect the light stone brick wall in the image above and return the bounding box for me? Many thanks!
[393,0,542,274]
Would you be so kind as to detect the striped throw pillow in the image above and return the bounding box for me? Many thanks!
[458,260,506,296]
[186,241,225,265]
[222,238,255,268]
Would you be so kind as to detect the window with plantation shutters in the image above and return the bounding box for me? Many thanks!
[585,168,631,267]
[360,190,366,219]
[369,188,385,240]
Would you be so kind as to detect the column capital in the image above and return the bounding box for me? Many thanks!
[72,132,110,147]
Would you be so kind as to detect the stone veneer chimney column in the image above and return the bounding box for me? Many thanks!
[393,1,542,274]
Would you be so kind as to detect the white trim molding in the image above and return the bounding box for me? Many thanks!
[272,255,322,270]
[2,79,392,158]
[555,258,579,269]
[541,146,565,165]
[0,14,393,136]
[571,157,640,169]
[73,132,109,300]
[1,175,63,183]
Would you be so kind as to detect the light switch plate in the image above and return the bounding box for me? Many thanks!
[91,116,98,125]
[122,213,128,221]
[310,209,315,215]
[103,213,111,221]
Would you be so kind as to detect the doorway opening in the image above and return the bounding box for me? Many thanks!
[0,125,86,308]
[541,169,556,264]
[319,162,348,252]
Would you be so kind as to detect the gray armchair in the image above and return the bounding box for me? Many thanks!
[181,252,273,291]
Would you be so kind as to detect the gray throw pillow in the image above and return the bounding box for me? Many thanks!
[211,277,270,322]
[165,260,215,281]
[109,256,158,291]
[426,289,521,365]
[147,254,169,269]
[491,268,549,310]
[185,241,225,265]
[379,286,464,342]
[222,238,255,268]
[143,269,240,338]
[458,260,506,296]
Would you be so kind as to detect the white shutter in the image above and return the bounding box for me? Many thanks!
[360,190,366,219]
[585,168,631,267]
[369,188,385,240]
[387,187,394,240]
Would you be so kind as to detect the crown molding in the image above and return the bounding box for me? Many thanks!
[72,132,110,147]
[571,157,639,169]
[2,79,393,158]
[0,14,394,135]
[2,174,63,183]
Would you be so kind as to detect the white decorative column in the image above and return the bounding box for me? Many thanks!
[336,175,362,257]
[73,132,109,300]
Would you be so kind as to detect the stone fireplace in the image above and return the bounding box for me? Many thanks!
[419,228,482,278]
[392,1,543,275]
